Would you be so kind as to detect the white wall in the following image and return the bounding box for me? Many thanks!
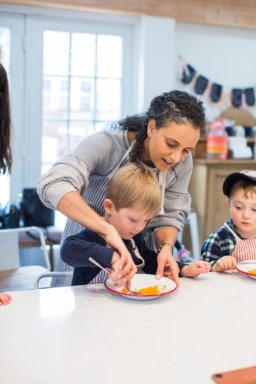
[1,9,256,206]
[135,18,256,121]
[174,22,256,121]
[135,16,176,111]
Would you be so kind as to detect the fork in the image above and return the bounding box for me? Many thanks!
[88,257,142,295]
[89,257,111,274]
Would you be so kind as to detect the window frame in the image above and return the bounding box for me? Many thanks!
[0,12,25,205]
[0,5,136,205]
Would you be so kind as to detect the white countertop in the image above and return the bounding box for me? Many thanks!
[0,271,256,384]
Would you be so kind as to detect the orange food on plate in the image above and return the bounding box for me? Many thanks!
[137,285,160,295]
[248,268,256,275]
[121,285,160,295]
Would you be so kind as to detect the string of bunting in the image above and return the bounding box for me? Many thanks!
[178,56,256,108]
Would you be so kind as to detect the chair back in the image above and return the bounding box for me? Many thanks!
[0,230,20,270]
[0,227,51,291]
[0,226,50,270]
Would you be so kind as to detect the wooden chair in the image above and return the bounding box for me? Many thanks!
[0,226,51,291]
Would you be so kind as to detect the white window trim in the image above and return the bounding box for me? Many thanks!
[0,4,138,203]
[1,5,175,207]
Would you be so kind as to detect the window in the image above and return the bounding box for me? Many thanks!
[41,31,124,173]
[0,8,135,228]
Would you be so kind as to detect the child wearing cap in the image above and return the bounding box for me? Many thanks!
[201,170,256,272]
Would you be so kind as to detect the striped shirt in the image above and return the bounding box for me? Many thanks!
[224,222,256,262]
[200,219,240,263]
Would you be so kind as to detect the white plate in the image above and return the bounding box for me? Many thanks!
[236,260,256,280]
[104,274,177,301]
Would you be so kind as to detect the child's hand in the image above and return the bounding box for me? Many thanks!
[0,292,12,306]
[181,261,211,278]
[111,251,121,271]
[110,251,123,286]
[110,251,137,287]
[211,256,236,272]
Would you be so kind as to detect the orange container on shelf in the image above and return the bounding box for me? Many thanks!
[206,118,228,160]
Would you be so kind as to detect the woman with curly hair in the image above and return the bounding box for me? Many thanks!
[38,90,206,287]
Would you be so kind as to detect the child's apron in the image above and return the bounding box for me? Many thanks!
[224,223,256,262]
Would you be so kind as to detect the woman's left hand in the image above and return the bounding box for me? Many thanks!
[156,246,180,286]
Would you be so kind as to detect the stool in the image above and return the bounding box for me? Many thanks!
[178,211,200,260]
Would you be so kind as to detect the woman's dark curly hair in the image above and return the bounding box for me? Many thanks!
[114,90,206,162]
[0,63,12,174]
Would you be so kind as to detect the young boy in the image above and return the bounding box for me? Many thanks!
[61,163,210,285]
[201,170,256,272]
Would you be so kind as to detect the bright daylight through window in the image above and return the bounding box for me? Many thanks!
[42,31,123,175]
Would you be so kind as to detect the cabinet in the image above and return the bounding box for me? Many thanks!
[189,159,256,244]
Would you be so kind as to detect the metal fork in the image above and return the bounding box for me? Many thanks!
[88,257,141,295]
[89,257,111,274]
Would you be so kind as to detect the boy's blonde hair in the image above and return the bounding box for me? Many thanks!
[105,163,161,217]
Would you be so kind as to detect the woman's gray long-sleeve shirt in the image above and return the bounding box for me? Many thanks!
[37,129,193,235]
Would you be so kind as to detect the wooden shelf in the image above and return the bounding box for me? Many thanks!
[194,136,255,159]
[194,158,256,165]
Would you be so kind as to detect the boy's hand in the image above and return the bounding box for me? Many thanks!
[181,261,211,277]
[211,256,236,272]
[104,224,137,286]
[110,251,137,287]
[111,251,123,272]
[105,226,131,263]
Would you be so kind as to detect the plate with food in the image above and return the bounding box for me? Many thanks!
[236,260,256,280]
[105,274,177,300]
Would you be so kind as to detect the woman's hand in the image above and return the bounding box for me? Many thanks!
[104,224,137,286]
[104,224,132,266]
[181,261,211,277]
[110,251,137,287]
[211,256,237,272]
[156,245,180,286]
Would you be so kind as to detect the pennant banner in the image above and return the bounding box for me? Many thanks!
[178,56,256,108]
